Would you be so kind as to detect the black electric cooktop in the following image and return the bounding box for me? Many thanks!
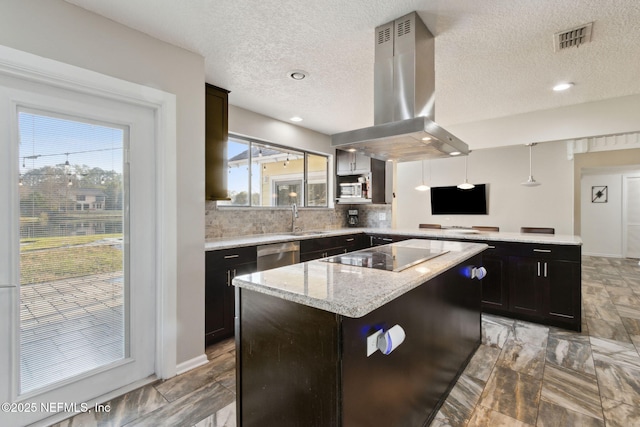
[321,246,448,272]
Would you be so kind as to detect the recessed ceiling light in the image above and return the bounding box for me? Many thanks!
[449,151,461,156]
[347,148,356,152]
[553,82,574,91]
[290,116,303,122]
[287,70,308,81]
[421,136,432,141]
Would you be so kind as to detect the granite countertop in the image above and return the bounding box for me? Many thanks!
[205,227,582,251]
[232,239,487,318]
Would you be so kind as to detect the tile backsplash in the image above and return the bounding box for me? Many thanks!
[205,202,392,239]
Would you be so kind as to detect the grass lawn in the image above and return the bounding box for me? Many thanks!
[20,234,123,285]
[20,233,122,252]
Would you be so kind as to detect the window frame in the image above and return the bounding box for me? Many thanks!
[222,134,331,208]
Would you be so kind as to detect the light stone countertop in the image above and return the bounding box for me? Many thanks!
[205,227,582,251]
[232,239,487,318]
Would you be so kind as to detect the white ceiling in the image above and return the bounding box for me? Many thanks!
[66,0,640,149]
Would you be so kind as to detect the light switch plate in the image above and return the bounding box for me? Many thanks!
[378,212,386,221]
[367,330,383,357]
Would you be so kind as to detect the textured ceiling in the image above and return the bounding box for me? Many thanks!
[65,0,640,147]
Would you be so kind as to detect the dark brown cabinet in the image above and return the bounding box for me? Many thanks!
[205,246,256,345]
[508,256,544,317]
[205,84,230,201]
[237,254,482,426]
[368,233,412,247]
[300,234,368,262]
[372,233,582,331]
[480,251,509,310]
[509,257,581,324]
[336,150,371,175]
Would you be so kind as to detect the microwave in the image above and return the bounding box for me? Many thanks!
[339,182,363,198]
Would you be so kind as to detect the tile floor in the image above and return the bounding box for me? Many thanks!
[53,256,640,427]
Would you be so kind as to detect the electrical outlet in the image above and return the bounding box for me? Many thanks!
[378,212,386,221]
[367,330,383,357]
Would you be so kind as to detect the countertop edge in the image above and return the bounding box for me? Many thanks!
[206,228,582,251]
[233,241,488,318]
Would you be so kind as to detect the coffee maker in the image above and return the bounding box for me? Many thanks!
[348,209,359,227]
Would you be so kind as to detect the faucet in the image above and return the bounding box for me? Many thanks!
[291,203,299,232]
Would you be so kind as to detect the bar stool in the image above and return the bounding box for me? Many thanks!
[472,226,500,232]
[520,227,555,234]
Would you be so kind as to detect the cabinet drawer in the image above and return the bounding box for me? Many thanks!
[368,234,413,246]
[207,246,257,267]
[300,236,346,253]
[511,243,580,261]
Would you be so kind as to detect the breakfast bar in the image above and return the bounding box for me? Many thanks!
[232,239,487,426]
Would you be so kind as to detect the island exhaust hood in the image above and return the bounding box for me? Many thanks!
[331,12,469,162]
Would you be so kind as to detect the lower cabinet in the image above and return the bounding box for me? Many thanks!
[481,244,582,331]
[205,247,256,346]
[480,252,509,310]
[368,234,412,247]
[427,237,582,331]
[508,257,581,327]
[300,234,368,262]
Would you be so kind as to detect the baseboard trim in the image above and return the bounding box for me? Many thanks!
[176,354,209,375]
[583,251,623,258]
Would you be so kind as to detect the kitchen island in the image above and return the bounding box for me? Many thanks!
[232,239,487,427]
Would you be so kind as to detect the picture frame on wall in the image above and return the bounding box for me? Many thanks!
[591,185,608,203]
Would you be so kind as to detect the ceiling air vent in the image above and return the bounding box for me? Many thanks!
[554,22,593,51]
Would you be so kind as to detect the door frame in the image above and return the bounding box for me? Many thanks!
[622,172,640,259]
[0,44,177,384]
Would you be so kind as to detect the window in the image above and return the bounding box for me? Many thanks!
[219,135,329,207]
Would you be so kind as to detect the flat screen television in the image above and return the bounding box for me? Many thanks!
[430,184,488,215]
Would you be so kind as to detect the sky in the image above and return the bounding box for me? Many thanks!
[18,111,124,176]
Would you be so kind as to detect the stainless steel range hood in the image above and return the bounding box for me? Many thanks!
[331,12,469,162]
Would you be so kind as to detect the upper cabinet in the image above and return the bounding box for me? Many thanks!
[336,150,372,176]
[205,84,231,201]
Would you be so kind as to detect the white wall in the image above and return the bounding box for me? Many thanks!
[580,172,623,257]
[229,105,333,154]
[0,0,206,365]
[448,94,640,150]
[395,142,574,234]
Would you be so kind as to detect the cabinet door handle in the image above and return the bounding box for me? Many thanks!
[346,238,355,242]
[487,245,496,249]
[343,249,348,253]
[224,254,240,259]
[537,262,541,277]
[226,270,231,286]
[382,238,393,242]
[533,249,551,253]
[544,263,548,278]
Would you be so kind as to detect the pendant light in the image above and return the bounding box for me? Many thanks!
[521,143,541,187]
[415,160,430,191]
[457,153,475,190]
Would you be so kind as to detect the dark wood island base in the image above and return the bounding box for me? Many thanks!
[235,253,482,427]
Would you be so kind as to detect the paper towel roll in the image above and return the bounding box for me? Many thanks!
[377,324,406,355]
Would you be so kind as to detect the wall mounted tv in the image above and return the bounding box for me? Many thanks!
[430,184,488,215]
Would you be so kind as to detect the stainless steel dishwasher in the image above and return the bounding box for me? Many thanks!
[256,241,300,271]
